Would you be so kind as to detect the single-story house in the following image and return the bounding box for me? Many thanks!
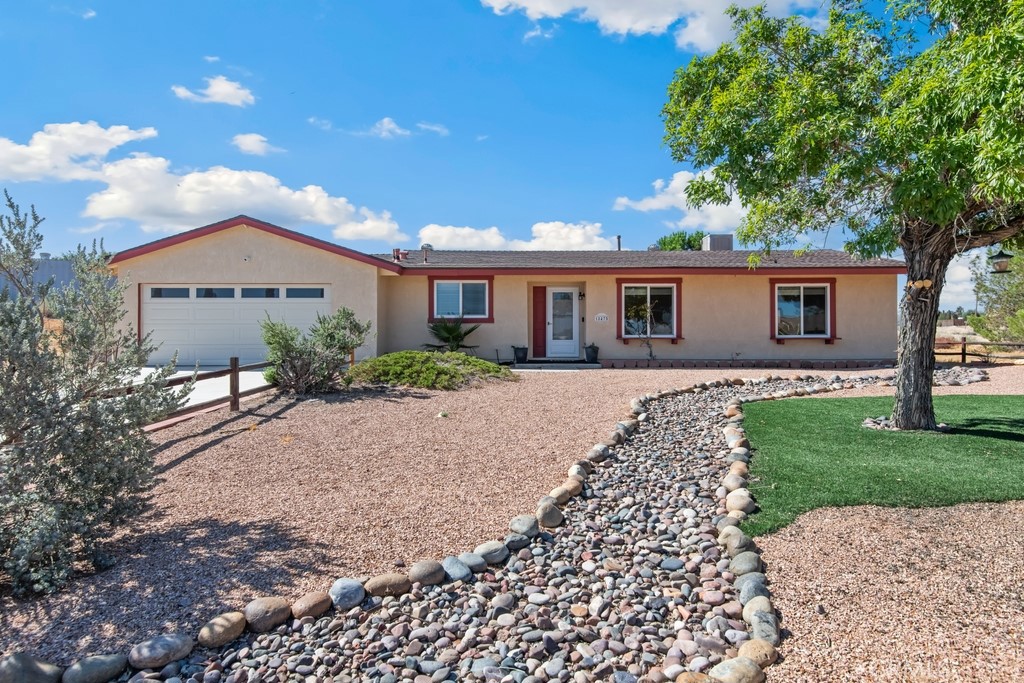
[109,215,906,367]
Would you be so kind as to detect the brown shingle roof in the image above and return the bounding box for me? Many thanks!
[374,249,905,272]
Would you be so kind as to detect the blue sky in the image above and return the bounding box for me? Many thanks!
[0,1,973,306]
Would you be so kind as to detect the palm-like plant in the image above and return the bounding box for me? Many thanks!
[424,316,481,352]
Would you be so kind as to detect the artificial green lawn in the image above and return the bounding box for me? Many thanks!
[741,395,1024,537]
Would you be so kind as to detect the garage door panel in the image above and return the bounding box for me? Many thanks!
[147,306,193,322]
[143,283,330,366]
[148,328,194,344]
[195,307,238,322]
[239,307,278,323]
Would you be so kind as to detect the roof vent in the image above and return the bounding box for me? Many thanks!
[701,234,734,251]
[420,243,434,251]
[647,244,661,251]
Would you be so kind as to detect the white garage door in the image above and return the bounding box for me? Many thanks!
[143,284,331,366]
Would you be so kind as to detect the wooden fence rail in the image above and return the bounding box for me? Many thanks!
[935,337,1024,363]
[154,357,274,423]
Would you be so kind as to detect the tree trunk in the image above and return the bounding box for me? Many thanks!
[892,240,954,430]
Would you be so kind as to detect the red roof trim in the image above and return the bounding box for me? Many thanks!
[109,215,402,273]
[399,266,906,276]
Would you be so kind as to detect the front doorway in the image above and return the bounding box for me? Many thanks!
[545,286,580,358]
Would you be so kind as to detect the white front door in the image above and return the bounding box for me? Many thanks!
[546,287,580,358]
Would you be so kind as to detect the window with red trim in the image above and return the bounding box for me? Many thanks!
[428,276,494,323]
[774,282,831,337]
[621,282,677,338]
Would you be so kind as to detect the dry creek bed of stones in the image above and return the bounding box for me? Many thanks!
[1,367,989,683]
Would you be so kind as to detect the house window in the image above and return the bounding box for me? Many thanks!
[434,281,488,318]
[622,284,676,338]
[286,287,325,299]
[196,287,235,298]
[150,287,189,298]
[775,284,830,337]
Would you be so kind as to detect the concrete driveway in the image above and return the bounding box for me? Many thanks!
[141,366,273,407]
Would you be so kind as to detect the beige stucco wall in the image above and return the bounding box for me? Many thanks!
[111,224,383,357]
[380,272,898,361]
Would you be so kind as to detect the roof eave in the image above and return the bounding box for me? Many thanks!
[109,215,402,273]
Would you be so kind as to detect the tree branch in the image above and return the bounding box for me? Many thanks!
[956,213,1024,251]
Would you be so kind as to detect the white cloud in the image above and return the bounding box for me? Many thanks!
[416,122,450,136]
[481,0,820,51]
[940,252,982,310]
[419,225,508,249]
[0,121,157,182]
[419,220,613,250]
[82,9,96,19]
[524,23,556,40]
[614,170,746,233]
[231,133,283,156]
[70,221,118,235]
[475,134,490,142]
[359,117,411,139]
[203,55,220,63]
[0,122,406,243]
[171,75,255,107]
[307,116,333,131]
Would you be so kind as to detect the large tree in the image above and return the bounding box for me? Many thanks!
[657,229,707,251]
[663,0,1024,429]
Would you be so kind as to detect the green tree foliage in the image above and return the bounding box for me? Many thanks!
[662,1,1024,429]
[0,192,188,595]
[424,317,481,352]
[968,251,1024,341]
[656,230,707,251]
[261,308,372,393]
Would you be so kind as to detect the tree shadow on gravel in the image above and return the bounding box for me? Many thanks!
[152,396,301,475]
[0,515,332,666]
[947,416,1024,445]
[152,387,431,476]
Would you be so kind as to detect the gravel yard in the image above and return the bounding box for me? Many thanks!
[757,502,1024,682]
[3,364,1022,675]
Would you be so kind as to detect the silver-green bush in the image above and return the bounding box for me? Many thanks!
[261,308,371,393]
[0,192,188,596]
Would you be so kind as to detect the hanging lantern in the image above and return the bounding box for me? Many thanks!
[989,249,1014,274]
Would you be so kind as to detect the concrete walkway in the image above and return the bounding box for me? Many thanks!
[140,366,272,407]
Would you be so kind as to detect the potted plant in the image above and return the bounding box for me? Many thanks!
[511,345,528,364]
[584,343,599,363]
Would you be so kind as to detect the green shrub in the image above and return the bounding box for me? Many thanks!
[261,307,371,394]
[0,192,189,596]
[349,351,514,390]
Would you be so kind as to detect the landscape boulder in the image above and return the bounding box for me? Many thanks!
[197,612,246,648]
[128,633,194,670]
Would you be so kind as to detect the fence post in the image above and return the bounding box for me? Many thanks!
[961,337,967,364]
[229,357,240,411]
